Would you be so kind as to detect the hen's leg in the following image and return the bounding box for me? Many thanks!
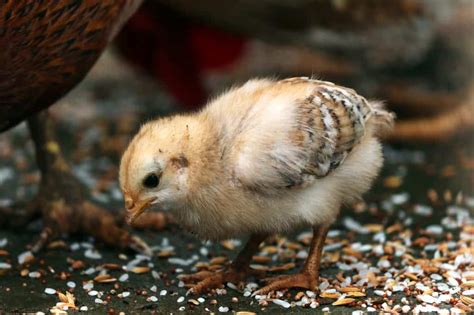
[254,225,329,295]
[181,234,267,295]
[6,111,168,254]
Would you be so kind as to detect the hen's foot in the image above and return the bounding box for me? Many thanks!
[27,188,152,255]
[180,267,265,295]
[254,272,318,295]
[6,111,159,255]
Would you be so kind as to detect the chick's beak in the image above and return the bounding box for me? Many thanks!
[124,194,157,224]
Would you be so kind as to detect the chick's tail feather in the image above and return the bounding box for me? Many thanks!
[368,101,396,137]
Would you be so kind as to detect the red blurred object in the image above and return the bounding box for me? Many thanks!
[117,3,246,109]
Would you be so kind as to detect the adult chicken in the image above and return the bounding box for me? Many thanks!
[0,0,157,253]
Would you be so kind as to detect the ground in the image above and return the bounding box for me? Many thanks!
[0,51,472,314]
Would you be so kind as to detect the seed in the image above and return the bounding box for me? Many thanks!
[131,266,150,274]
[384,176,402,188]
[320,292,340,299]
[102,263,121,270]
[252,256,271,263]
[188,299,200,305]
[220,240,236,250]
[94,274,117,283]
[210,257,227,265]
[295,292,305,300]
[460,295,474,306]
[346,292,366,297]
[71,260,85,270]
[262,246,278,254]
[427,189,438,203]
[332,298,355,306]
[158,250,175,258]
[57,292,69,303]
[339,287,361,293]
[364,224,383,232]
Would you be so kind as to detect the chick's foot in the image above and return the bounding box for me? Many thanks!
[182,233,268,294]
[19,111,152,254]
[182,267,265,295]
[255,272,318,295]
[255,225,329,295]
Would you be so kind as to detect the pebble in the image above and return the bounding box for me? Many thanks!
[84,249,102,260]
[148,296,158,302]
[419,294,436,304]
[18,251,34,264]
[44,288,56,295]
[273,299,291,308]
[392,192,409,205]
[160,290,167,296]
[414,204,433,216]
[83,282,94,290]
[218,306,230,312]
[343,217,369,234]
[119,273,129,282]
[168,257,195,266]
[426,225,443,235]
[28,271,41,278]
[67,281,76,288]
[177,296,185,303]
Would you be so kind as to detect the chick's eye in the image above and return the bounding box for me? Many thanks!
[143,174,159,188]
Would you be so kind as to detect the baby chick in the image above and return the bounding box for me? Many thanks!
[120,77,394,294]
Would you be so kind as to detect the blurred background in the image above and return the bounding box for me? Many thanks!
[0,0,473,313]
[115,0,473,142]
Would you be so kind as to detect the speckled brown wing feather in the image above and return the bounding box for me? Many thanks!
[288,78,373,180]
[233,78,379,193]
[0,0,140,132]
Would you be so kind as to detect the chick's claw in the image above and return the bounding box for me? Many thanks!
[181,266,267,295]
[129,235,153,256]
[254,272,318,295]
[183,268,248,295]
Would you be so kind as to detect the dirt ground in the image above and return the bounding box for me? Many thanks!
[0,51,472,314]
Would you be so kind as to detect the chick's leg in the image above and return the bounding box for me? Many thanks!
[255,225,329,295]
[181,234,267,295]
[23,111,157,254]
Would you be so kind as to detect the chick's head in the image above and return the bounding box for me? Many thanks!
[119,118,191,223]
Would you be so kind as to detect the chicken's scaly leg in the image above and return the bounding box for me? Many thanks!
[181,234,267,295]
[14,111,157,254]
[254,225,330,295]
